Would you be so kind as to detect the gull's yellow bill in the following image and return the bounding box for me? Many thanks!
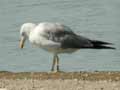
[19,37,25,49]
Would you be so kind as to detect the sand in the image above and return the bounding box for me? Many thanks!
[0,71,119,90]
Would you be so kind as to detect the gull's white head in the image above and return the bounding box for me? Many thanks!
[19,23,36,48]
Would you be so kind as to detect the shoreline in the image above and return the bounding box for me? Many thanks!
[0,71,120,81]
[0,71,120,90]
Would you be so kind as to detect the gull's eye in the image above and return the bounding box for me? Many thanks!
[21,32,25,36]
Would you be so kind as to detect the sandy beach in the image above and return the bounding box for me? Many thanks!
[0,71,120,90]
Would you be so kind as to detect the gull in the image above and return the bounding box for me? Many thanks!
[19,22,115,72]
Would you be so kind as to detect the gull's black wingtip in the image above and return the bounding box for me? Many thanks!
[99,46,116,49]
[91,40,116,50]
[91,40,114,45]
[91,45,116,49]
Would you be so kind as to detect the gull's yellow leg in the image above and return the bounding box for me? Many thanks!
[56,55,59,72]
[51,55,56,71]
[51,54,60,72]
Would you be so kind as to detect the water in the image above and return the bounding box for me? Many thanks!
[0,0,120,72]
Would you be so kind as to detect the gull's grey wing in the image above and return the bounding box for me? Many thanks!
[47,25,76,43]
[47,25,93,49]
[60,35,93,48]
[59,34,115,49]
[46,24,115,49]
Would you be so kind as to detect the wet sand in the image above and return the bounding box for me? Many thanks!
[0,71,120,90]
